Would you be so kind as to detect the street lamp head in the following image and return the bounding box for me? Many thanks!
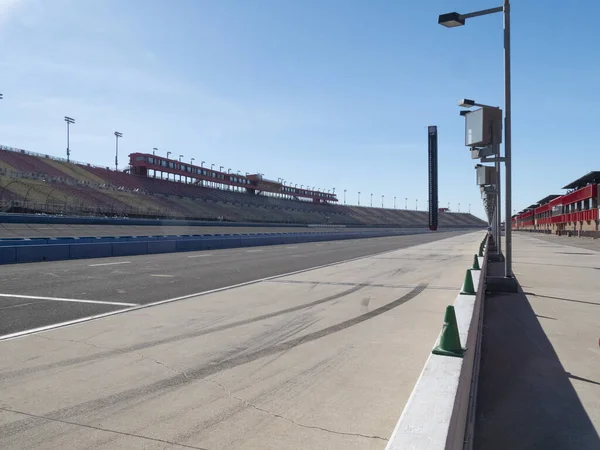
[458,98,476,108]
[64,116,75,124]
[438,12,465,27]
[114,131,122,138]
[459,110,471,117]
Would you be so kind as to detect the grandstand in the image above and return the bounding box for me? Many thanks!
[0,145,486,227]
[512,171,600,237]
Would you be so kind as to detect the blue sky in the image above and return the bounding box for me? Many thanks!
[1,0,599,219]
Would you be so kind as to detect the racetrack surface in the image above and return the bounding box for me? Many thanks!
[0,230,483,449]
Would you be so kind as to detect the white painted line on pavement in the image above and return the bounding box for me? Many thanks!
[88,261,131,267]
[285,246,298,249]
[188,254,212,258]
[0,302,38,310]
[246,249,263,253]
[150,274,174,278]
[0,293,138,307]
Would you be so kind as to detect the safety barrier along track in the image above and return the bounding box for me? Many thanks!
[385,233,488,450]
[0,229,436,265]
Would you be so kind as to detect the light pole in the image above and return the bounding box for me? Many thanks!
[114,131,122,171]
[201,160,205,167]
[153,147,157,155]
[179,154,184,162]
[220,166,224,172]
[211,163,215,170]
[394,196,396,209]
[167,151,171,159]
[64,116,75,162]
[228,168,232,173]
[191,158,195,165]
[370,193,373,207]
[439,0,512,278]
[405,198,408,209]
[381,195,384,208]
[358,191,361,206]
[458,202,461,212]
[344,189,347,205]
[416,199,419,210]
[469,203,471,213]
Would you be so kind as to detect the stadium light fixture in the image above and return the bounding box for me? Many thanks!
[114,131,123,171]
[220,166,224,172]
[191,158,195,164]
[381,194,384,208]
[211,164,215,170]
[344,189,347,205]
[370,193,373,207]
[439,1,513,278]
[405,198,407,209]
[179,154,184,162]
[201,160,205,167]
[153,147,157,155]
[167,151,171,159]
[459,98,499,110]
[394,196,396,209]
[64,116,75,163]
[458,202,461,212]
[0,93,3,99]
[416,199,419,210]
[228,168,231,173]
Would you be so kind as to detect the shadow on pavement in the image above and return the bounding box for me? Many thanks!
[474,275,600,450]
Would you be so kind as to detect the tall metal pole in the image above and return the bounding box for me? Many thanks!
[114,131,122,171]
[503,0,512,277]
[495,122,502,255]
[358,192,361,205]
[66,122,70,162]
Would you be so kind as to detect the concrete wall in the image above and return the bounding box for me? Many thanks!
[0,229,437,265]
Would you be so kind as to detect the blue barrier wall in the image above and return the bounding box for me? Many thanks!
[0,229,436,265]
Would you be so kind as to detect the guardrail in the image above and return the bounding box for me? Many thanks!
[385,233,488,450]
[0,229,436,265]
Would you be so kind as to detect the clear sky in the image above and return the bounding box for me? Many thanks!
[1,0,599,219]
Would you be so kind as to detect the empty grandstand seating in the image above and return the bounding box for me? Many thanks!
[0,147,486,227]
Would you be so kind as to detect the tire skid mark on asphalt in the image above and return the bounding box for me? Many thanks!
[0,284,369,380]
[0,284,427,435]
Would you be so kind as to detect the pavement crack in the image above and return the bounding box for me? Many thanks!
[0,406,209,450]
[203,377,388,442]
[35,335,190,379]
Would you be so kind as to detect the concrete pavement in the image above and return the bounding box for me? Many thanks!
[475,233,600,449]
[0,231,483,449]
